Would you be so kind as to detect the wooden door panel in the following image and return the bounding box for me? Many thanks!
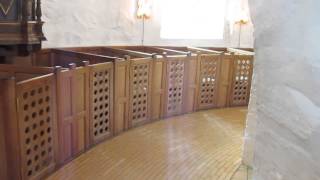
[151,59,166,120]
[229,55,254,106]
[164,58,185,117]
[128,59,153,127]
[16,75,57,180]
[76,117,85,151]
[197,54,221,110]
[183,56,197,113]
[114,61,129,134]
[62,122,72,162]
[56,67,89,164]
[89,63,114,145]
[61,76,72,117]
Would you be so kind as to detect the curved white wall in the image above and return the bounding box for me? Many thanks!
[42,0,253,48]
[244,0,320,179]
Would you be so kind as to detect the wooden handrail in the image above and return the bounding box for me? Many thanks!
[154,47,191,56]
[0,64,55,74]
[227,48,255,56]
[102,47,154,58]
[16,73,54,85]
[53,49,118,61]
[187,47,223,54]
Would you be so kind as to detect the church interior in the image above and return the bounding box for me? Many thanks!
[0,0,319,180]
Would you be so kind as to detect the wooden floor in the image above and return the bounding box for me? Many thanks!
[47,107,248,180]
[231,165,252,180]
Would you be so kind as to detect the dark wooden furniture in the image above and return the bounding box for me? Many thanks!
[0,0,45,57]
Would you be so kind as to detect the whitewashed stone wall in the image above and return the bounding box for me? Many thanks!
[242,68,258,167]
[42,0,253,48]
[244,0,320,179]
[42,0,141,47]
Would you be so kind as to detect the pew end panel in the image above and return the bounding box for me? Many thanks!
[0,66,58,180]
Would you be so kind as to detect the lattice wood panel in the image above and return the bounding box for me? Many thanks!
[197,55,221,110]
[129,59,152,127]
[165,60,185,117]
[230,56,254,106]
[16,76,56,180]
[90,63,113,144]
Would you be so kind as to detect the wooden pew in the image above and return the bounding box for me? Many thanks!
[0,65,58,180]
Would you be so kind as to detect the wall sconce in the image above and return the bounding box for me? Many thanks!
[234,9,249,47]
[137,0,152,19]
[137,0,152,45]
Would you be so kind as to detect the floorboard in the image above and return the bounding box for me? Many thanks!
[47,107,248,180]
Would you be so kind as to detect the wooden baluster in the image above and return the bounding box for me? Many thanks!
[32,0,36,20]
[151,53,157,59]
[162,52,168,58]
[69,63,76,70]
[36,0,42,22]
[36,0,46,40]
[26,0,33,20]
[82,61,90,66]
[124,55,131,61]
[22,0,28,21]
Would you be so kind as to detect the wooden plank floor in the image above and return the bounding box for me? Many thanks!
[47,107,248,180]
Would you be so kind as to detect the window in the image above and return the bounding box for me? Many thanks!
[160,0,227,39]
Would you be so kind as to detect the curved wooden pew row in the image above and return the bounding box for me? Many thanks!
[199,47,255,107]
[0,46,254,180]
[32,49,118,164]
[111,46,197,117]
[154,46,225,110]
[54,47,156,130]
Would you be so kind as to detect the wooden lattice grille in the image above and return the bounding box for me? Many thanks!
[198,56,220,109]
[166,60,185,116]
[230,57,253,106]
[91,66,113,143]
[17,77,55,179]
[130,62,151,126]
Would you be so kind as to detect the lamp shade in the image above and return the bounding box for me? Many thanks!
[234,9,249,24]
[137,0,152,19]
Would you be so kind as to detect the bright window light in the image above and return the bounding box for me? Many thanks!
[160,0,227,39]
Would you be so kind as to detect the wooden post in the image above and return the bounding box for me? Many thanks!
[68,63,76,70]
[0,79,8,180]
[1,77,21,180]
[150,56,166,120]
[82,61,90,149]
[226,52,236,107]
[82,61,90,67]
[36,0,42,22]
[53,66,62,165]
[114,58,130,134]
[162,52,168,58]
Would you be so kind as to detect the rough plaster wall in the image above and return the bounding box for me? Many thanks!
[244,0,320,179]
[242,67,257,167]
[42,0,253,48]
[42,0,141,47]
